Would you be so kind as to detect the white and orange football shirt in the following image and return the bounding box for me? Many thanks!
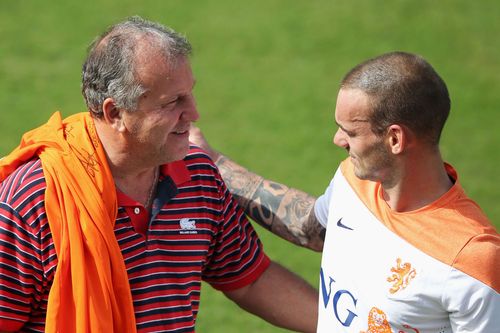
[314,158,499,332]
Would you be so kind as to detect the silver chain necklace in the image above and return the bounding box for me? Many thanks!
[144,167,160,209]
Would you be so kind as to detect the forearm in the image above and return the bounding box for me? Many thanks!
[224,261,318,333]
[215,154,325,251]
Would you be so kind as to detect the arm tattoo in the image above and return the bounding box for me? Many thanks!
[216,155,325,251]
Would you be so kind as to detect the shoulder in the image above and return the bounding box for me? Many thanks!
[444,174,499,290]
[453,230,500,292]
[417,182,499,291]
[0,158,49,245]
[0,158,46,205]
[184,145,219,170]
[183,145,222,183]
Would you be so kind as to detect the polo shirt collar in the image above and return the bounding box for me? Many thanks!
[161,159,191,185]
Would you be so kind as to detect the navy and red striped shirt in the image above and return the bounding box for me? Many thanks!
[0,147,270,332]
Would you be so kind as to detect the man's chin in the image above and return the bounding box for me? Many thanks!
[353,165,369,181]
[353,170,365,180]
[354,168,382,183]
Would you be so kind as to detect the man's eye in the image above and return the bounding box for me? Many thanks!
[343,129,355,137]
[340,127,355,137]
[162,99,178,108]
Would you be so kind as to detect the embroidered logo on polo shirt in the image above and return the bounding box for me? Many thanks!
[179,218,198,234]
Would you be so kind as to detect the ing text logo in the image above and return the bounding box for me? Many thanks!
[320,268,358,327]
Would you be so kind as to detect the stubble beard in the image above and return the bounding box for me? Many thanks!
[353,140,394,183]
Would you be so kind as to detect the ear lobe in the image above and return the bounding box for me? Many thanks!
[387,125,405,154]
[102,98,125,132]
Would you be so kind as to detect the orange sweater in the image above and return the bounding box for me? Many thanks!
[0,112,136,332]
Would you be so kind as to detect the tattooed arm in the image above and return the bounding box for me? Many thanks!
[216,155,325,251]
[190,127,325,251]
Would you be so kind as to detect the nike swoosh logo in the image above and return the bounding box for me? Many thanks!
[336,218,353,230]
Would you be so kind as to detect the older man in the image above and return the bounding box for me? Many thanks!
[0,17,317,332]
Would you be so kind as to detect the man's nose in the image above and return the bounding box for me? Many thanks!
[182,95,199,122]
[333,128,348,148]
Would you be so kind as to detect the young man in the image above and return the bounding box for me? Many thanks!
[190,51,500,332]
[0,17,318,332]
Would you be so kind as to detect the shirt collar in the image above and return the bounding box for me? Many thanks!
[160,159,191,185]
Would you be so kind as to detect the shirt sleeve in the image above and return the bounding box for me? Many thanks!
[0,160,51,332]
[443,235,500,332]
[202,175,270,291]
[0,203,40,331]
[314,177,335,228]
[443,267,500,332]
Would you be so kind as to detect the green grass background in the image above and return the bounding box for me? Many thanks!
[1,1,498,332]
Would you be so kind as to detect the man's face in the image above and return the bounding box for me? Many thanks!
[121,54,199,166]
[333,88,393,182]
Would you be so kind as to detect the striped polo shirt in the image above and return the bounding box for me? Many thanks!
[0,146,270,332]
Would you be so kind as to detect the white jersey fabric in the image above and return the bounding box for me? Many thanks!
[314,159,500,333]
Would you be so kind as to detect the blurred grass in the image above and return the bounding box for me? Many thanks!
[1,0,498,332]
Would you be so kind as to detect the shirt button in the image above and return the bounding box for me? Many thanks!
[134,207,140,214]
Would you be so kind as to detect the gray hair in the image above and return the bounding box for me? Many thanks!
[81,16,192,118]
[341,51,450,146]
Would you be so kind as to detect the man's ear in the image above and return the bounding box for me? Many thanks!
[102,98,125,132]
[386,124,407,154]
